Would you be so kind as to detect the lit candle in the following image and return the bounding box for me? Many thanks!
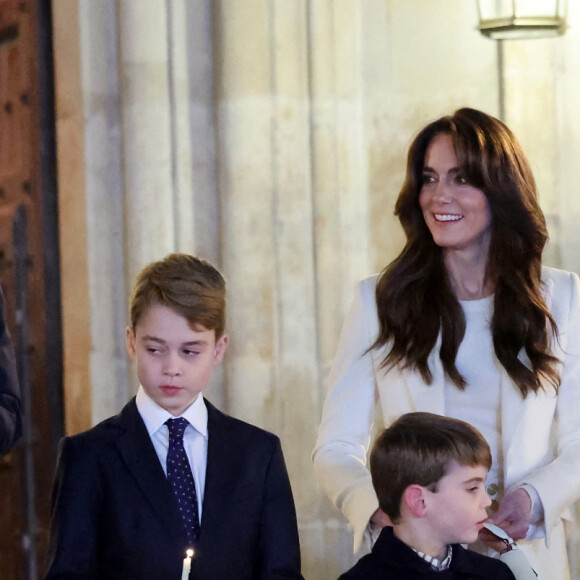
[181,548,193,580]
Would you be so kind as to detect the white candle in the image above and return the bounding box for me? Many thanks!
[181,548,193,580]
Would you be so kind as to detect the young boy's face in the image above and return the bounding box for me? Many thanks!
[425,460,491,546]
[126,303,228,416]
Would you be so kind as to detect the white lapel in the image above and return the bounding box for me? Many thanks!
[500,274,557,487]
[500,366,528,484]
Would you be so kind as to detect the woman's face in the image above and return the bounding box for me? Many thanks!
[418,133,492,258]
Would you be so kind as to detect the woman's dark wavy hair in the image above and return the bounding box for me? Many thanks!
[372,107,560,397]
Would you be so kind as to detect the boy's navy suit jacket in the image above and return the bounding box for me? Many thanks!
[337,527,515,580]
[44,397,304,580]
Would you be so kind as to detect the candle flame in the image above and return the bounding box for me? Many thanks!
[186,549,194,558]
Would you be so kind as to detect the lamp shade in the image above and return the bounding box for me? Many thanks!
[476,0,567,39]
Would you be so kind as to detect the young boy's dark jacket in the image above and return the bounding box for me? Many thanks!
[338,527,515,580]
[44,398,303,580]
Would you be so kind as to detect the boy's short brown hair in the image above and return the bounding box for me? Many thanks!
[370,412,491,523]
[129,253,226,337]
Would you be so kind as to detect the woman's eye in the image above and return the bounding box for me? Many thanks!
[455,175,468,185]
[421,174,436,184]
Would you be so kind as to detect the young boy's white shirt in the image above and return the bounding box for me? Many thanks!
[136,385,208,519]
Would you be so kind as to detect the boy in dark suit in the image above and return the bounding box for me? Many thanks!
[45,254,304,580]
[338,412,516,579]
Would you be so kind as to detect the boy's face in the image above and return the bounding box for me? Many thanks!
[126,303,228,416]
[424,460,491,546]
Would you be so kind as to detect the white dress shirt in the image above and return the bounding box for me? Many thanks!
[135,386,208,520]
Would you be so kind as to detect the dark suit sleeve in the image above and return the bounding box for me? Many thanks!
[0,287,21,456]
[257,437,304,580]
[44,436,102,580]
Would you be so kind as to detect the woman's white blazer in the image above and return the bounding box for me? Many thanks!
[313,266,580,557]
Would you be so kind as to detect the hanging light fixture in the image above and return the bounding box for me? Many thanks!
[476,0,567,40]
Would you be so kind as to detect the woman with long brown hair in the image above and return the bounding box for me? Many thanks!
[314,108,580,578]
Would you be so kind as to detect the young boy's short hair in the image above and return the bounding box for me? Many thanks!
[370,412,492,523]
[129,253,226,337]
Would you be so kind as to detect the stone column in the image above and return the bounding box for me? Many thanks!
[502,39,561,268]
[185,0,221,265]
[213,2,334,577]
[73,0,223,422]
[555,5,580,279]
[78,0,129,423]
[308,1,374,575]
[118,1,175,280]
[52,0,91,434]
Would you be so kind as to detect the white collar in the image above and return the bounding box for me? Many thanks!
[136,385,208,438]
[411,545,453,572]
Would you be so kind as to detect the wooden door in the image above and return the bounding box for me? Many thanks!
[0,1,62,578]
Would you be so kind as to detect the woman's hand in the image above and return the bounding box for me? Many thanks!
[370,508,393,529]
[488,488,532,541]
[478,527,512,553]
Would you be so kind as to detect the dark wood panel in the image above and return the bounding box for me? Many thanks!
[0,1,62,578]
[0,0,28,179]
